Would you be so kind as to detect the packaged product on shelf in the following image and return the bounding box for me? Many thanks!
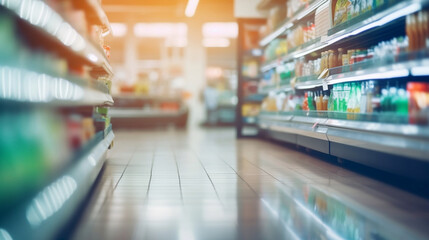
[267,5,287,33]
[315,1,333,38]
[276,92,287,111]
[261,93,278,112]
[406,11,429,51]
[407,82,429,124]
[0,108,70,211]
[0,13,18,59]
[67,114,84,150]
[333,0,351,26]
[242,103,261,116]
[242,59,259,78]
[82,117,95,142]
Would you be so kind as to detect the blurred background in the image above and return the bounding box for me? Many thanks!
[104,0,238,128]
[2,0,429,239]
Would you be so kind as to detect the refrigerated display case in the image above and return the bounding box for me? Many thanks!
[0,1,114,239]
[240,0,429,181]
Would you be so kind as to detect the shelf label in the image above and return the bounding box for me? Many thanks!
[322,79,328,91]
[312,122,318,129]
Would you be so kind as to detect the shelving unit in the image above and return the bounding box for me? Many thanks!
[238,0,429,181]
[0,1,114,239]
[236,19,266,137]
[259,0,427,73]
[0,1,113,76]
[110,95,189,128]
[0,131,114,240]
[259,0,328,47]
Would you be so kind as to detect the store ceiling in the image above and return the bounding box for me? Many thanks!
[102,0,235,22]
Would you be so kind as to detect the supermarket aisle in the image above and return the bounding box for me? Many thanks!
[70,128,429,240]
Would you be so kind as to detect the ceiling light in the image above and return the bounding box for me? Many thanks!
[134,23,187,38]
[185,0,199,17]
[203,22,238,38]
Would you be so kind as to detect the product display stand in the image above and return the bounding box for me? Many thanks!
[240,0,429,181]
[236,18,266,138]
[0,1,114,239]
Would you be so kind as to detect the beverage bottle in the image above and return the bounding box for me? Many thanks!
[360,81,367,114]
[409,14,417,51]
[423,11,429,48]
[332,85,338,112]
[367,81,375,113]
[323,91,329,111]
[354,82,361,120]
[338,84,344,113]
[337,48,344,67]
[308,91,315,111]
[314,91,319,111]
[328,50,337,69]
[328,89,333,111]
[321,51,326,71]
[303,92,309,111]
[343,83,350,113]
[346,83,354,119]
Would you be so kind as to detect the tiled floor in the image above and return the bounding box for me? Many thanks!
[70,128,429,240]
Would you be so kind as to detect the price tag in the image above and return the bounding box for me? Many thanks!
[322,79,328,91]
[312,122,318,129]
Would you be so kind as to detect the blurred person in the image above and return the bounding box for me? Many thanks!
[203,79,219,125]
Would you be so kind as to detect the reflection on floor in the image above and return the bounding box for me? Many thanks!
[70,128,429,240]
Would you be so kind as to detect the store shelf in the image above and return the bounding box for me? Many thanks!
[0,131,114,240]
[112,94,183,102]
[244,93,266,102]
[110,107,188,119]
[0,1,113,76]
[258,57,429,95]
[244,48,263,57]
[258,112,429,161]
[0,66,113,107]
[260,0,427,72]
[242,76,261,82]
[259,0,328,47]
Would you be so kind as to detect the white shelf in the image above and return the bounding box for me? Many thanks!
[257,58,429,94]
[259,0,328,47]
[259,112,429,161]
[0,66,113,107]
[260,0,427,72]
[0,0,113,76]
[0,131,114,240]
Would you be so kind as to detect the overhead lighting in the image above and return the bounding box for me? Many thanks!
[203,22,238,38]
[134,23,187,38]
[203,38,230,48]
[110,23,127,37]
[185,0,199,17]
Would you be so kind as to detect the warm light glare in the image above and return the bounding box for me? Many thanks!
[203,22,238,38]
[111,23,127,37]
[134,23,187,38]
[206,67,223,79]
[165,37,188,47]
[185,0,199,17]
[203,38,230,48]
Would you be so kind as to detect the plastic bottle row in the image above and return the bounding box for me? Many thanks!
[261,79,429,124]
